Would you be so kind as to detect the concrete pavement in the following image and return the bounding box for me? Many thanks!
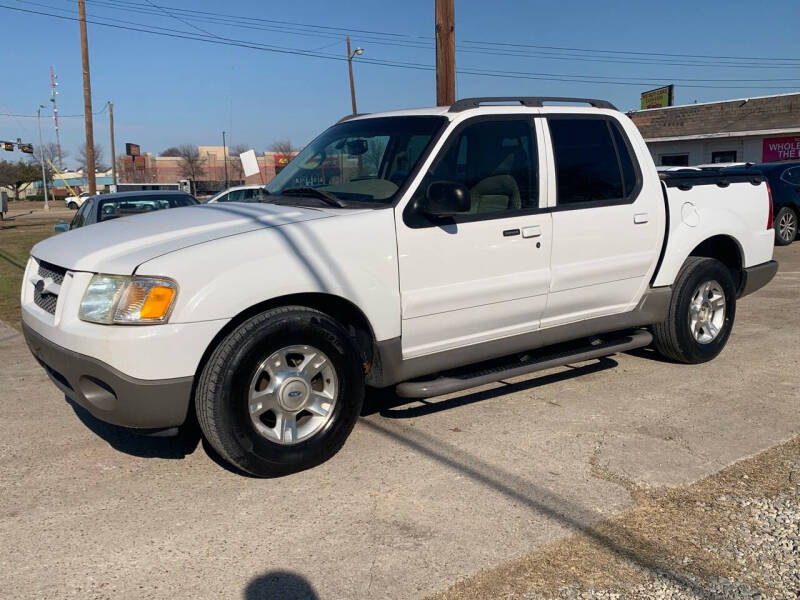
[1,246,798,599]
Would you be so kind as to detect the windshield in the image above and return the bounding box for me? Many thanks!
[98,194,197,222]
[266,116,446,204]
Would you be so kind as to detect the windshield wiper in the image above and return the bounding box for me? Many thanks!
[280,187,346,208]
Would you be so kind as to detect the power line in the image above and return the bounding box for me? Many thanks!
[2,3,799,91]
[33,0,800,69]
[0,103,109,119]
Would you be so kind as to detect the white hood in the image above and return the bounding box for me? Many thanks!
[31,202,348,274]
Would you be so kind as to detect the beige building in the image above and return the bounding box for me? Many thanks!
[629,92,800,166]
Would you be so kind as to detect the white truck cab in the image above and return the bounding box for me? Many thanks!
[22,97,777,476]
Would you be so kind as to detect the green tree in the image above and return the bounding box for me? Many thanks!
[0,160,41,200]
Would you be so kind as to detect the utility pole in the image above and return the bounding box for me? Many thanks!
[346,36,363,115]
[49,66,63,170]
[78,0,96,194]
[435,0,455,106]
[222,130,229,189]
[36,105,50,210]
[109,101,117,189]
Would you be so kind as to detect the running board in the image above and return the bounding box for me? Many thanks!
[395,330,653,399]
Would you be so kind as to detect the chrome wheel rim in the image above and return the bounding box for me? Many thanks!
[778,211,797,242]
[689,280,726,344]
[248,345,338,445]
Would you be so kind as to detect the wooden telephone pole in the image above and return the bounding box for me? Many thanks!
[109,101,117,189]
[78,0,96,194]
[435,0,455,106]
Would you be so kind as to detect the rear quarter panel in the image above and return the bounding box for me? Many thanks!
[653,180,774,287]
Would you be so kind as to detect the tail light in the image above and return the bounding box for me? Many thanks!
[766,182,774,230]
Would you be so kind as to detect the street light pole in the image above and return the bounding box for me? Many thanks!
[222,131,229,189]
[346,36,364,115]
[36,105,50,211]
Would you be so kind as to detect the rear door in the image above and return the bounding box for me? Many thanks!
[395,115,553,359]
[540,114,664,327]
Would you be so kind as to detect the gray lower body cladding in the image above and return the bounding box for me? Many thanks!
[738,260,778,298]
[22,321,193,429]
[370,286,672,387]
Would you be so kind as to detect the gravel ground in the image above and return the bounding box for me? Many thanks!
[432,439,800,600]
[526,486,800,599]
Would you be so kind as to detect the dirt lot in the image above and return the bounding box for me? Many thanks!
[0,242,798,599]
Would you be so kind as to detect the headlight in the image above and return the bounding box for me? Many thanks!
[79,275,178,325]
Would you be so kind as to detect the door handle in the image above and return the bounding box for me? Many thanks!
[634,213,649,224]
[522,225,541,238]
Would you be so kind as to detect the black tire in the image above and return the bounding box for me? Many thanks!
[68,201,78,210]
[652,257,736,364]
[196,306,365,477]
[774,206,797,246]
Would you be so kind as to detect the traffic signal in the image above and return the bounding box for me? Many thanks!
[1,142,13,151]
[19,143,34,154]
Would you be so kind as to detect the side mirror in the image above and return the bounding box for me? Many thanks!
[54,222,69,233]
[422,181,470,217]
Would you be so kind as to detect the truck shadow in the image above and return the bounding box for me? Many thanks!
[66,397,201,459]
[362,357,618,418]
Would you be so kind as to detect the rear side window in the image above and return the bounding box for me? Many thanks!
[548,117,638,205]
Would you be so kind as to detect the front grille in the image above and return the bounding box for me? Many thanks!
[37,260,66,285]
[34,290,58,314]
[33,260,67,315]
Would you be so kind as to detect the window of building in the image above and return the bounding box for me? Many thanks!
[711,150,737,163]
[660,154,690,167]
[548,117,636,205]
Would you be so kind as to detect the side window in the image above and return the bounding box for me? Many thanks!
[70,199,91,229]
[423,119,537,214]
[549,117,637,205]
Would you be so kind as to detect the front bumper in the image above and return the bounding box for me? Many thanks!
[23,321,194,429]
[739,260,779,298]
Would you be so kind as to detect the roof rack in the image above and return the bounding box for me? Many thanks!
[449,97,618,112]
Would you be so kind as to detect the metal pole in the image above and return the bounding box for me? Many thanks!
[435,0,455,106]
[109,101,117,189]
[78,0,96,194]
[347,36,357,115]
[37,106,50,210]
[222,130,229,189]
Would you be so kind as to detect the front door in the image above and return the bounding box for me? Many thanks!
[396,115,552,359]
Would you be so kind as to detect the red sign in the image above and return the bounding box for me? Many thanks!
[762,136,800,162]
[274,153,297,166]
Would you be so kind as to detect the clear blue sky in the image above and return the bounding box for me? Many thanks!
[1,0,798,168]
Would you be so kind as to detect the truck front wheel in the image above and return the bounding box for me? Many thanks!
[652,257,736,364]
[196,306,365,477]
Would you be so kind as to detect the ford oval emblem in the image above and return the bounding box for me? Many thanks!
[34,279,45,293]
[288,390,302,398]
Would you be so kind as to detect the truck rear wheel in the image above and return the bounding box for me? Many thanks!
[652,257,736,364]
[196,306,365,477]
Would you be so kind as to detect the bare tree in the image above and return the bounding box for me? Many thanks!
[32,142,67,171]
[229,144,249,182]
[76,142,109,172]
[176,144,206,182]
[160,146,182,157]
[269,139,295,155]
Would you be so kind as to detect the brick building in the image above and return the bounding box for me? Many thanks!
[118,146,297,194]
[629,92,800,166]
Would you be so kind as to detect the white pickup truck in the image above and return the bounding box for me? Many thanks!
[22,97,777,477]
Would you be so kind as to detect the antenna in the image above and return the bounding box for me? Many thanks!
[50,66,64,170]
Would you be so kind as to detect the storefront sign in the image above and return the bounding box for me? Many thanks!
[640,85,674,109]
[762,136,800,162]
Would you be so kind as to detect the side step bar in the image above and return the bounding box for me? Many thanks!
[395,330,653,399]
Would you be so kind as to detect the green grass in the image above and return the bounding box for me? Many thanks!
[0,216,64,329]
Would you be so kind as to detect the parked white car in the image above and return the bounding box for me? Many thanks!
[22,97,777,476]
[65,191,91,210]
[206,184,267,203]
